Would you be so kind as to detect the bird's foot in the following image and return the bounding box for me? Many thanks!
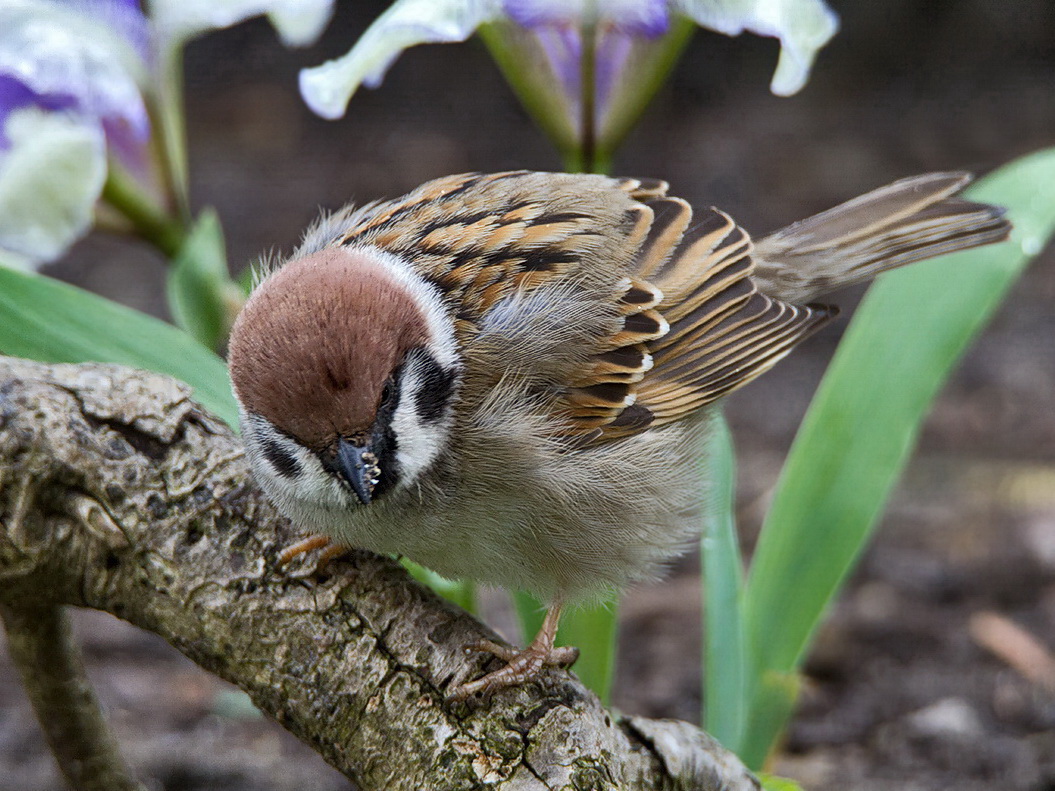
[276,535,347,571]
[447,638,579,702]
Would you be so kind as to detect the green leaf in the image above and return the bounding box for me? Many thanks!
[513,590,546,648]
[759,774,807,791]
[737,147,1055,767]
[403,560,477,614]
[167,208,241,350]
[742,670,800,769]
[237,262,258,296]
[0,265,238,428]
[701,414,747,750]
[559,597,619,704]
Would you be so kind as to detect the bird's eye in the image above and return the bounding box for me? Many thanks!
[380,382,394,406]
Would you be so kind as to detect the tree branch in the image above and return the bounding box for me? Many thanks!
[0,603,147,791]
[0,356,760,791]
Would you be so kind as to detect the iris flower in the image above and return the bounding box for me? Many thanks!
[300,0,838,169]
[0,0,147,265]
[0,0,334,268]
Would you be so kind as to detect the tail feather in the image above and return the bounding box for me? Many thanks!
[752,172,1011,302]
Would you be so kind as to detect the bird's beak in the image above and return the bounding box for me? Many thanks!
[336,438,381,505]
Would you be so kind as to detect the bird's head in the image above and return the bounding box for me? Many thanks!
[228,245,460,511]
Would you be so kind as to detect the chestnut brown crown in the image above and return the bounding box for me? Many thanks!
[228,246,430,450]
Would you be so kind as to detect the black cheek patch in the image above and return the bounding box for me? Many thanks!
[370,376,401,498]
[371,423,399,498]
[413,351,457,423]
[260,435,302,479]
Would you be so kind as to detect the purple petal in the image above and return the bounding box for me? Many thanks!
[593,27,634,114]
[501,0,567,28]
[502,0,671,36]
[0,74,37,118]
[603,2,670,37]
[0,108,108,265]
[0,74,78,148]
[100,114,150,170]
[0,1,151,156]
[0,75,34,148]
[533,23,581,99]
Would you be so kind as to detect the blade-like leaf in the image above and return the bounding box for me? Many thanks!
[759,774,807,791]
[559,596,619,704]
[403,560,477,614]
[0,264,238,428]
[738,148,1055,766]
[702,414,747,749]
[167,208,241,350]
[513,590,546,648]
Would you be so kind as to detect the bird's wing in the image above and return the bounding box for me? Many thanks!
[505,176,838,444]
[589,186,838,442]
[751,172,1009,303]
[636,205,835,428]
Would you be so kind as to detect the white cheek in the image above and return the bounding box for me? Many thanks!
[273,460,347,509]
[240,412,353,515]
[390,367,450,485]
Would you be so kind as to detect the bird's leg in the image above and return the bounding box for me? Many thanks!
[277,534,332,565]
[277,535,349,574]
[448,603,579,701]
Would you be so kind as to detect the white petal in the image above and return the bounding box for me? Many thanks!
[267,0,334,47]
[0,109,107,267]
[676,0,838,95]
[149,0,334,48]
[299,0,503,120]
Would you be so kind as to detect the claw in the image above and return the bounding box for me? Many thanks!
[278,535,332,565]
[447,605,578,702]
[463,638,519,662]
[276,535,347,571]
[448,642,578,702]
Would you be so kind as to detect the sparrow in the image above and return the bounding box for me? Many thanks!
[227,170,1009,700]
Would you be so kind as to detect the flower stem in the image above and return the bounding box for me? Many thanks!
[101,165,185,259]
[155,45,192,222]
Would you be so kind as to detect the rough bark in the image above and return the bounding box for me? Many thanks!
[0,356,760,791]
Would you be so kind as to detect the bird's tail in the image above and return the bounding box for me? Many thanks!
[751,172,1011,303]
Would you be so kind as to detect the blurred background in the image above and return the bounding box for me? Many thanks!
[4,1,1055,788]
